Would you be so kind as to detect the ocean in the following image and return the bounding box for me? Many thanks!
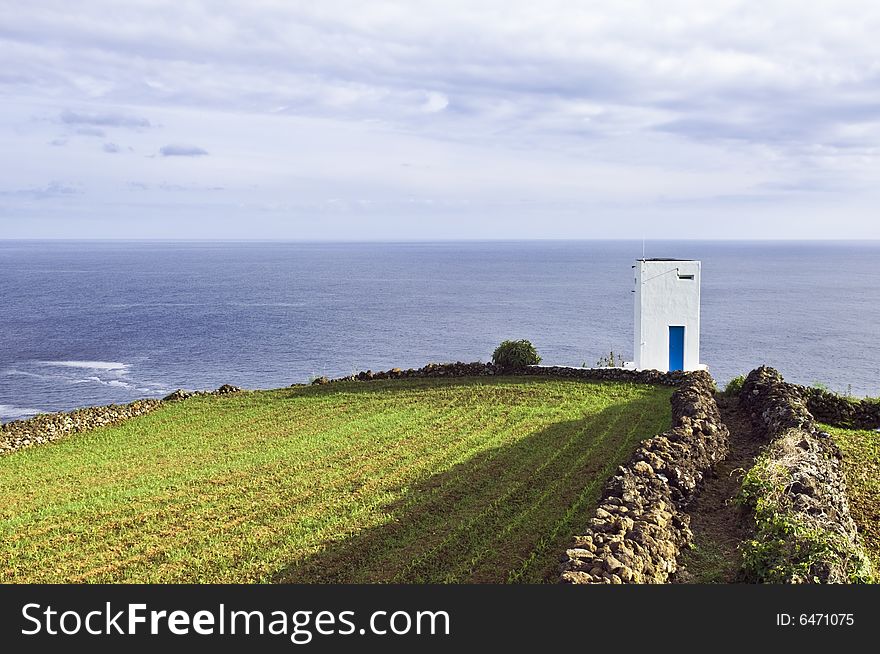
[1,240,878,422]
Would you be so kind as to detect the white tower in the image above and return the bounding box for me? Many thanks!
[631,259,705,372]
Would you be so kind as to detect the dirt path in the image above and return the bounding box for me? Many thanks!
[674,396,764,583]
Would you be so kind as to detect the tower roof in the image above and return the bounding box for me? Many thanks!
[638,258,697,262]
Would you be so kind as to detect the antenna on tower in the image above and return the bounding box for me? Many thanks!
[642,237,646,260]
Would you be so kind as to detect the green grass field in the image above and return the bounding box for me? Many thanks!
[825,424,880,569]
[0,377,671,584]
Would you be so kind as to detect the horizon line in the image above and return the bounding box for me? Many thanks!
[2,237,879,243]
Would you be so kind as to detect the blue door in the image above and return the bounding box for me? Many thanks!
[669,326,685,372]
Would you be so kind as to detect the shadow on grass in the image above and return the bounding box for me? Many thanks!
[269,390,669,584]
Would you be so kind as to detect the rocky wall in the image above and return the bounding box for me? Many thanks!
[1,399,163,455]
[794,385,880,430]
[559,370,730,583]
[1,385,243,456]
[737,366,873,583]
[314,361,689,386]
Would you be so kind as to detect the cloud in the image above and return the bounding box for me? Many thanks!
[0,181,81,199]
[10,4,880,153]
[3,2,880,237]
[157,182,223,191]
[60,109,151,129]
[126,181,224,191]
[102,142,120,153]
[159,144,208,157]
[421,91,449,113]
[76,126,106,137]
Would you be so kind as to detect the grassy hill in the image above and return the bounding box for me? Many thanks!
[0,377,671,583]
[825,424,880,570]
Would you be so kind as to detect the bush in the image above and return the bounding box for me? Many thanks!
[492,340,541,370]
[724,375,745,397]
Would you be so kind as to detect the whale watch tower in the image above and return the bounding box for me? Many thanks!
[630,258,705,372]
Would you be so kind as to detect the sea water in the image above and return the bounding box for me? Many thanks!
[1,240,878,421]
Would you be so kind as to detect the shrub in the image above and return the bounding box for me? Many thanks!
[492,340,541,370]
[724,375,745,397]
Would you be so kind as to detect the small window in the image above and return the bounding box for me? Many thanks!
[678,274,694,280]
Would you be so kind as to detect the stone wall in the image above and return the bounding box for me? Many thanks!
[793,384,880,430]
[0,385,243,456]
[559,370,730,583]
[737,366,873,583]
[316,361,690,386]
[1,399,163,455]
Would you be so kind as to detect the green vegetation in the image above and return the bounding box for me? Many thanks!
[0,376,671,583]
[595,350,622,368]
[737,443,874,584]
[491,339,541,370]
[824,424,880,570]
[680,541,731,584]
[723,375,745,398]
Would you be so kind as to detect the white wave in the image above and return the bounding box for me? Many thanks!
[4,368,133,389]
[104,303,202,309]
[2,368,55,380]
[70,376,133,389]
[229,302,306,307]
[0,404,44,421]
[40,361,129,371]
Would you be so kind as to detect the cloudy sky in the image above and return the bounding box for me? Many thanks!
[2,0,879,239]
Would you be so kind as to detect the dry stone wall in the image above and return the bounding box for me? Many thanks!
[1,385,243,456]
[738,366,873,583]
[1,399,163,455]
[317,361,689,386]
[793,385,880,430]
[559,370,730,584]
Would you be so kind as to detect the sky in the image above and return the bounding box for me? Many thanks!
[2,1,880,239]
